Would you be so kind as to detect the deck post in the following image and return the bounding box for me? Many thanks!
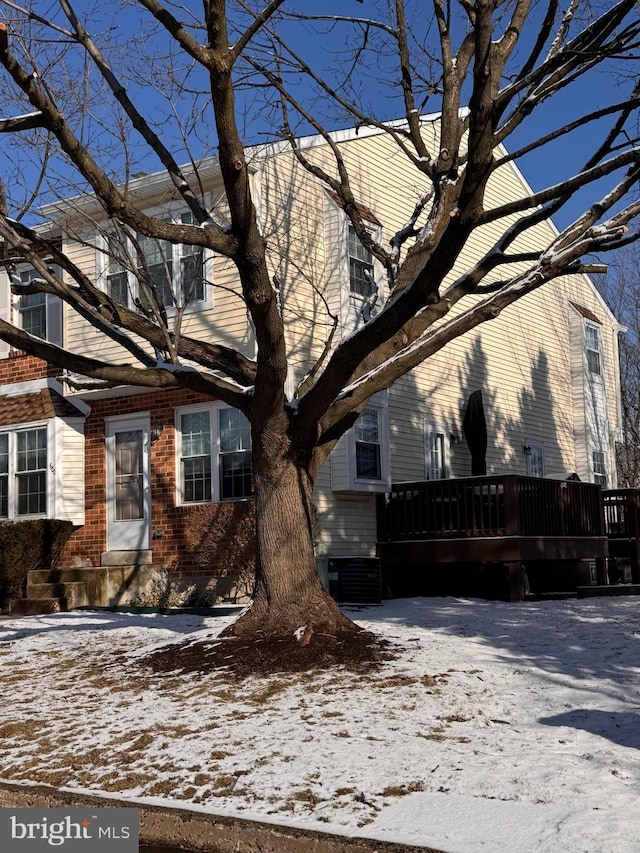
[631,491,640,584]
[506,561,525,602]
[503,476,520,536]
[595,557,608,585]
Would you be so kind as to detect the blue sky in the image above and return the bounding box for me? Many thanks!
[0,1,633,236]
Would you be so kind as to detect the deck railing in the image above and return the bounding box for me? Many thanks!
[377,475,605,542]
[602,489,640,539]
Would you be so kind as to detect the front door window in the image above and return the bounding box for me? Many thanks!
[115,431,144,520]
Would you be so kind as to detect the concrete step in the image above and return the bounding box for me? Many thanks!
[27,568,110,606]
[28,567,108,584]
[26,563,165,608]
[26,582,89,609]
[7,598,68,615]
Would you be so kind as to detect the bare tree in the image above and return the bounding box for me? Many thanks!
[0,1,639,653]
[601,245,640,488]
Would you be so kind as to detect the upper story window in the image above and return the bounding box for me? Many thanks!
[17,291,47,339]
[179,211,205,303]
[101,210,207,312]
[585,323,602,376]
[14,268,63,345]
[177,404,252,504]
[348,224,374,298]
[0,426,48,519]
[105,234,130,306]
[136,232,176,309]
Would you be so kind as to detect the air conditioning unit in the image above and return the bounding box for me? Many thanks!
[327,557,381,605]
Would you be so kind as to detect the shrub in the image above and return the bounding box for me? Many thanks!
[0,520,74,609]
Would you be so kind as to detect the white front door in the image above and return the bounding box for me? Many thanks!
[106,415,151,552]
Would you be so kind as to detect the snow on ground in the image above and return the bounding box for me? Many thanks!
[0,597,639,853]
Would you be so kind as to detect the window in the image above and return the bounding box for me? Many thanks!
[425,423,450,480]
[525,442,545,478]
[0,434,7,518]
[219,407,252,499]
[14,268,62,344]
[592,450,607,487]
[330,394,390,493]
[101,213,207,311]
[348,224,374,297]
[180,211,205,303]
[354,409,382,480]
[106,236,131,306]
[0,426,48,519]
[137,232,175,309]
[17,291,47,339]
[181,411,212,503]
[585,324,602,376]
[177,405,252,503]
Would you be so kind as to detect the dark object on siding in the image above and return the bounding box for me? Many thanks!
[463,389,488,476]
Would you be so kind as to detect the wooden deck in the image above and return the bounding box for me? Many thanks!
[376,475,608,601]
[602,489,640,583]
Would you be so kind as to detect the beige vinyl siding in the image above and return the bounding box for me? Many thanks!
[304,127,622,556]
[262,152,335,385]
[62,183,255,365]
[329,434,351,493]
[0,271,10,359]
[51,417,85,524]
[313,463,378,561]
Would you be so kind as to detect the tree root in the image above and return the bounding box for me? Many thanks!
[143,618,391,678]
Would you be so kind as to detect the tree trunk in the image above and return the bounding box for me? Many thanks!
[224,439,358,643]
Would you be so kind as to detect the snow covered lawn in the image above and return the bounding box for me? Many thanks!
[0,597,638,853]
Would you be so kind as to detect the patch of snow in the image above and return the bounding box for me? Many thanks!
[1,598,639,852]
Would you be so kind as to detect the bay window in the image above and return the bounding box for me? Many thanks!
[0,426,48,519]
[330,393,390,493]
[354,409,382,480]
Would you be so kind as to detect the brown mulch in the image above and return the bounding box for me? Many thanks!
[142,629,394,679]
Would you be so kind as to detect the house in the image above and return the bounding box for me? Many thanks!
[0,118,624,608]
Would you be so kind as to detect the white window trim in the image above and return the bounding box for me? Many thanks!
[591,447,608,487]
[424,420,451,481]
[11,266,63,346]
[174,402,252,505]
[341,216,385,317]
[96,199,213,315]
[585,321,603,380]
[343,393,391,493]
[0,419,52,521]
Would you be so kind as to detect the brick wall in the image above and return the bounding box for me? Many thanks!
[59,387,257,596]
[0,352,58,384]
